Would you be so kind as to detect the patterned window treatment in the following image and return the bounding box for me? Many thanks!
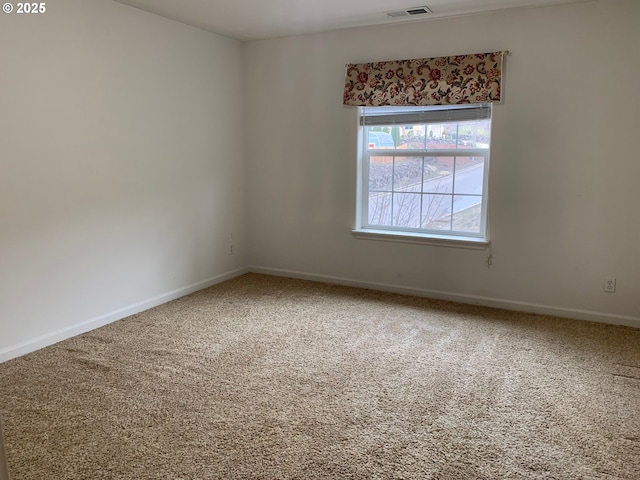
[343,51,504,107]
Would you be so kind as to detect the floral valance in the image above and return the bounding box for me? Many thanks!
[343,51,504,107]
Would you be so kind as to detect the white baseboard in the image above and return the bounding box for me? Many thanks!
[0,267,249,363]
[248,266,640,329]
[3,264,637,364]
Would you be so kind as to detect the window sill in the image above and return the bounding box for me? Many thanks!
[351,229,489,250]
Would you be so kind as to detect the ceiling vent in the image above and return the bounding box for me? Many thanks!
[387,6,432,18]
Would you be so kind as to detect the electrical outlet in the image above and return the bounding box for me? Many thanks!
[604,277,616,293]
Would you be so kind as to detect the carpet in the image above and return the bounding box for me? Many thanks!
[0,273,638,479]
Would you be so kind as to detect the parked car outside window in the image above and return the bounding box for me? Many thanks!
[368,131,395,149]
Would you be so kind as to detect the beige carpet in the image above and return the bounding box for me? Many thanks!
[0,273,638,479]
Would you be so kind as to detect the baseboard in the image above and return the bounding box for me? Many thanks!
[248,266,640,329]
[3,264,636,364]
[0,267,249,363]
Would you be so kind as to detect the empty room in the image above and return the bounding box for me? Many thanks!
[0,0,638,478]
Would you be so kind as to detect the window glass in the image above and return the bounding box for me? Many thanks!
[358,105,492,240]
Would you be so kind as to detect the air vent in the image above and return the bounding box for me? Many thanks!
[406,7,431,15]
[387,6,432,18]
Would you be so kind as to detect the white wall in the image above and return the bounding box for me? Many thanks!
[244,0,640,325]
[0,0,246,359]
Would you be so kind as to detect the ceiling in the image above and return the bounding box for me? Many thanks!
[112,0,591,41]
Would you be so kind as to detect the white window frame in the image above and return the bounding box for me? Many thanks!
[352,104,492,250]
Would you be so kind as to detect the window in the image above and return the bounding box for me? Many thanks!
[354,104,492,247]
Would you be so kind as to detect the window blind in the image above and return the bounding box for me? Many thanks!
[360,104,491,126]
